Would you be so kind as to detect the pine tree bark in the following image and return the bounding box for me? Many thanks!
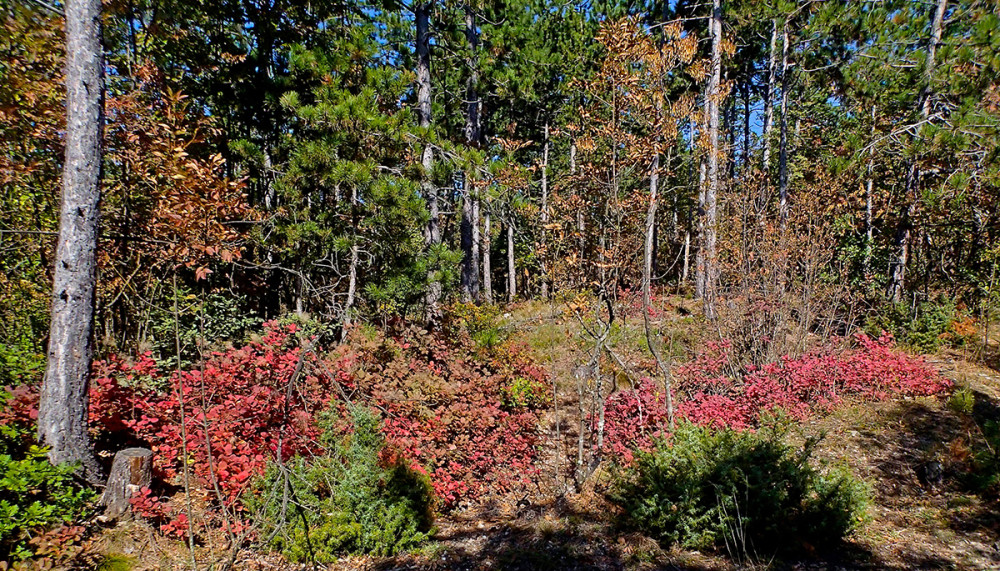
[416,1,441,319]
[39,0,104,484]
[460,4,481,302]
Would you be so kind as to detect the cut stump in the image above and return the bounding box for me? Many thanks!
[99,447,152,520]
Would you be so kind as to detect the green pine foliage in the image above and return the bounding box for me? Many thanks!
[609,421,867,555]
[247,406,434,562]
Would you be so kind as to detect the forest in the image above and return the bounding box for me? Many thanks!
[1,0,1000,568]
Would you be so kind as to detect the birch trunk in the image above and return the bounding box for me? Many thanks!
[762,18,778,182]
[701,0,722,319]
[778,20,790,226]
[507,221,516,303]
[540,123,550,300]
[643,154,674,427]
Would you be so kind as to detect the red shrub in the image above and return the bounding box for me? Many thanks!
[334,329,549,507]
[2,320,549,532]
[601,332,952,454]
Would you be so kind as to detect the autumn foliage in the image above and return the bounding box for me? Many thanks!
[2,320,549,536]
[600,332,952,460]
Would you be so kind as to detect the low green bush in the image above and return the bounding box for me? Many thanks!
[446,302,507,351]
[0,397,95,562]
[247,405,434,562]
[965,419,1000,493]
[0,342,45,386]
[502,376,549,408]
[867,297,970,353]
[608,421,867,557]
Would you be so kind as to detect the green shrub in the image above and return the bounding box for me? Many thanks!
[148,289,262,365]
[502,376,549,408]
[247,406,434,562]
[0,342,45,386]
[609,421,867,556]
[0,406,95,562]
[948,388,976,415]
[867,297,967,353]
[966,419,1000,493]
[446,302,507,350]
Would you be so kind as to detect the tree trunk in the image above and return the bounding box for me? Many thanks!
[762,18,778,183]
[643,154,674,427]
[416,1,441,320]
[742,80,751,173]
[695,157,707,298]
[461,174,477,302]
[483,208,493,303]
[702,0,722,319]
[472,194,480,301]
[507,220,516,303]
[460,4,480,302]
[540,122,550,300]
[39,0,104,484]
[99,447,152,520]
[864,105,876,279]
[778,20,790,226]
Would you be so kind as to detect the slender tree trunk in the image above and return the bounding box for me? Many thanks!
[682,230,691,283]
[416,1,441,319]
[726,96,736,180]
[701,0,722,318]
[507,220,516,303]
[921,0,947,121]
[483,209,493,303]
[343,185,360,337]
[460,4,480,302]
[864,105,876,279]
[570,139,584,273]
[643,154,674,427]
[778,20,790,226]
[472,193,480,301]
[40,0,104,483]
[461,174,477,302]
[889,0,947,302]
[540,122,550,300]
[695,158,707,298]
[742,80,751,173]
[763,18,778,181]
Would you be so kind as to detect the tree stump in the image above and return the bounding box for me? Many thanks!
[99,447,153,520]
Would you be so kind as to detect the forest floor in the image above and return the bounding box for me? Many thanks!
[66,302,1000,570]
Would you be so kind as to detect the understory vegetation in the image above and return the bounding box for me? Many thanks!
[610,420,868,554]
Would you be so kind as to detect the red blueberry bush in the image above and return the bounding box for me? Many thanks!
[0,320,549,537]
[601,332,952,459]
